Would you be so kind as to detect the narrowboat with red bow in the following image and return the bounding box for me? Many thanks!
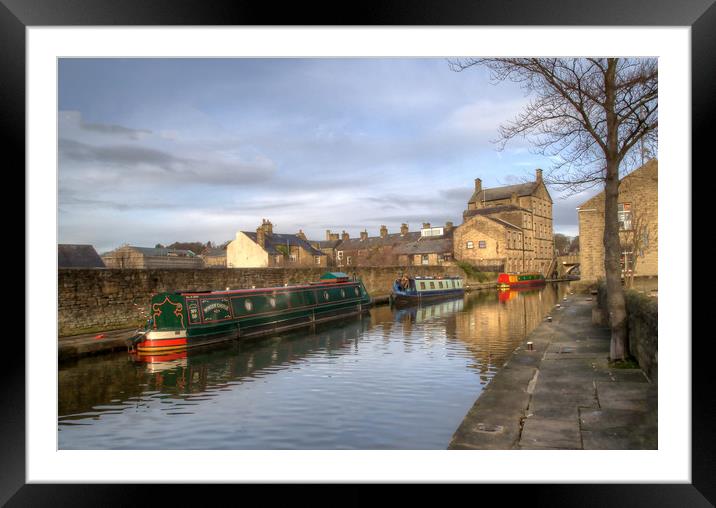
[126,272,371,353]
[496,272,546,289]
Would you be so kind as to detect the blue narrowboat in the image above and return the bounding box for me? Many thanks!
[391,275,465,305]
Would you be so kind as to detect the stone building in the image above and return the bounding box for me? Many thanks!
[455,168,555,275]
[333,224,419,267]
[226,219,327,268]
[102,245,204,269]
[394,222,455,266]
[58,244,106,268]
[577,159,658,282]
[200,247,227,268]
[310,230,348,267]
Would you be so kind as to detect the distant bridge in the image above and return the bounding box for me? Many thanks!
[556,254,580,276]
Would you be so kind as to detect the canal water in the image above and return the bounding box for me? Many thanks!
[58,283,568,449]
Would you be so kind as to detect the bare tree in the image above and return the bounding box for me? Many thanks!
[620,205,657,289]
[449,58,657,361]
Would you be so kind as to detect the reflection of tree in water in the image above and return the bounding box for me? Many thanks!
[59,316,370,418]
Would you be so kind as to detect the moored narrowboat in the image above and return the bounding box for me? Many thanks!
[127,272,371,353]
[496,272,546,289]
[391,275,465,305]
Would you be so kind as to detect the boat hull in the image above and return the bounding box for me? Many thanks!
[392,289,465,306]
[496,272,546,289]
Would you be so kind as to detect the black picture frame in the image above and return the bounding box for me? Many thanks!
[5,0,709,504]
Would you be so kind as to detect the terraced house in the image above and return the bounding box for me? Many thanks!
[454,168,556,275]
[226,219,327,268]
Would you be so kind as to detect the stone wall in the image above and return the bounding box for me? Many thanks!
[58,265,466,336]
[595,283,658,381]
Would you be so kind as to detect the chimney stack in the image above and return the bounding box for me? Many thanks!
[360,230,368,241]
[296,229,307,240]
[400,223,409,236]
[422,222,431,230]
[342,230,350,241]
[326,229,332,241]
[260,219,273,235]
[445,221,454,233]
[536,168,543,182]
[256,226,266,248]
[475,178,482,193]
[380,225,388,238]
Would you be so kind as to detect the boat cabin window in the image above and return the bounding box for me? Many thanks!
[244,299,253,311]
[429,281,435,289]
[438,281,443,289]
[420,282,426,290]
[354,287,360,296]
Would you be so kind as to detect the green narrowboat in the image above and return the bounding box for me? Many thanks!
[127,272,371,353]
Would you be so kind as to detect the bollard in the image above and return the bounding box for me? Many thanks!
[563,297,567,301]
[527,341,534,351]
[547,316,552,322]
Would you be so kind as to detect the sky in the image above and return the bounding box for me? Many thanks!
[58,58,595,253]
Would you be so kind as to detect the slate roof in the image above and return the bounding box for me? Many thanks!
[244,232,326,257]
[202,248,227,257]
[394,237,453,255]
[312,239,343,249]
[127,246,198,257]
[463,204,530,219]
[468,181,539,204]
[336,231,421,250]
[58,244,106,268]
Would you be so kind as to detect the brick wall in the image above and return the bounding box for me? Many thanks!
[58,265,468,336]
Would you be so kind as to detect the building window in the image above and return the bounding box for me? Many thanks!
[618,203,632,230]
[421,254,429,265]
[346,256,352,266]
[315,256,322,265]
[478,240,486,249]
[443,253,452,262]
[336,250,343,260]
[466,241,474,249]
[620,250,633,274]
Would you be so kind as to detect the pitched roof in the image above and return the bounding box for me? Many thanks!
[244,232,326,257]
[394,237,453,255]
[578,158,658,209]
[202,248,227,257]
[468,181,539,204]
[312,239,343,249]
[126,246,198,257]
[58,244,106,268]
[463,204,530,218]
[336,231,421,250]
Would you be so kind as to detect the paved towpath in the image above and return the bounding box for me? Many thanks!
[448,294,657,450]
[58,327,136,362]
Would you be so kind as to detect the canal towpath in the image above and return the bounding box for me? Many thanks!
[448,293,657,450]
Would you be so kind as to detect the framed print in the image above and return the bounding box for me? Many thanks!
[5,0,711,504]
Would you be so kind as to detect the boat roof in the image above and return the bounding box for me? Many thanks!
[173,279,358,297]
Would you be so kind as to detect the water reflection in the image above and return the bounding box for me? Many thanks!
[58,283,568,449]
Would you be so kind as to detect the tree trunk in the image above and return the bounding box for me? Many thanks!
[603,59,629,361]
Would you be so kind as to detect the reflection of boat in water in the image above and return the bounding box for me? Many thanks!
[391,275,464,305]
[127,272,371,353]
[496,272,546,289]
[393,297,464,324]
[497,287,542,303]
